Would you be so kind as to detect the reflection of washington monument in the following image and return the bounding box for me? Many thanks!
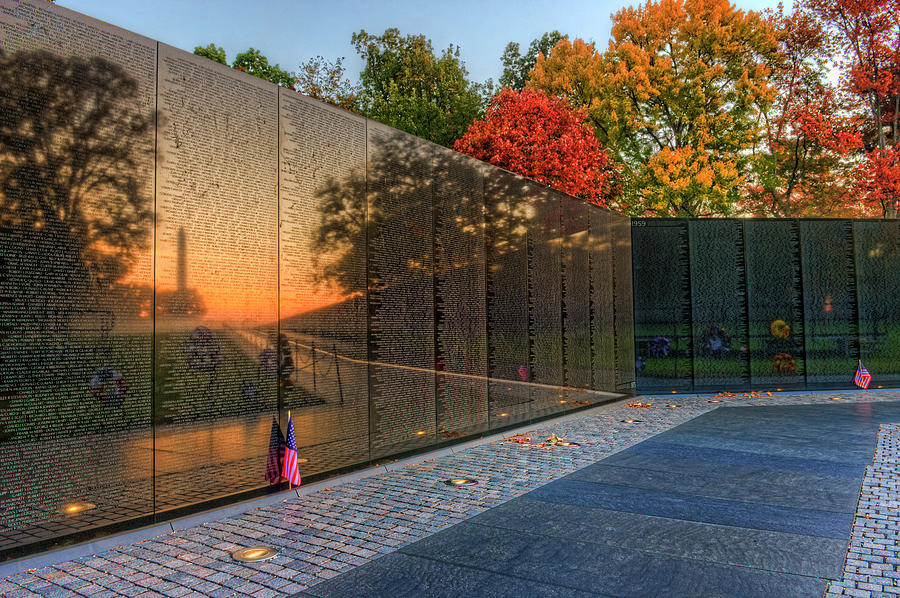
[158,227,206,316]
[177,227,187,293]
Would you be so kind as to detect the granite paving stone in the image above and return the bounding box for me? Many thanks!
[469,497,850,578]
[302,393,900,597]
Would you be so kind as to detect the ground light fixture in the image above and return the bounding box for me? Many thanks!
[667,404,681,408]
[621,419,641,423]
[831,397,842,400]
[443,478,479,486]
[556,441,581,447]
[231,546,279,562]
[708,400,722,403]
[60,502,96,516]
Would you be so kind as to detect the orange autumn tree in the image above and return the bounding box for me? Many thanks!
[742,5,864,217]
[453,88,620,208]
[530,0,779,216]
[805,0,900,216]
[527,38,606,133]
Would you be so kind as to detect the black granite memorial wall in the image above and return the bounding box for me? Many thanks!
[632,219,900,394]
[631,220,693,392]
[0,0,630,559]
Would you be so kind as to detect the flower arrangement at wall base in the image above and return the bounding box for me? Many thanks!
[773,352,796,373]
[647,336,670,358]
[770,319,791,339]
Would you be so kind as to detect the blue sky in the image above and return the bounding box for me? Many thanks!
[59,0,793,86]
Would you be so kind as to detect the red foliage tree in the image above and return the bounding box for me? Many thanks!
[804,0,900,216]
[742,5,864,217]
[452,88,620,208]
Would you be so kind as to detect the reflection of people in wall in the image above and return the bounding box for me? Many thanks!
[279,334,295,387]
[518,364,530,381]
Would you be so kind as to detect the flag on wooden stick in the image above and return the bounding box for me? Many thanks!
[855,361,872,390]
[265,416,284,484]
[282,411,302,486]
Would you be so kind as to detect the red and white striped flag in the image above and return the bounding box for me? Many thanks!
[265,417,284,484]
[282,412,302,486]
[855,361,872,390]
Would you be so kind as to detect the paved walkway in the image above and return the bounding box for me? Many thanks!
[301,401,899,597]
[1,390,899,597]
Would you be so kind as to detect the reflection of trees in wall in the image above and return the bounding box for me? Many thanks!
[0,49,153,315]
[0,49,154,439]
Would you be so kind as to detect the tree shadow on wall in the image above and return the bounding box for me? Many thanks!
[0,48,154,315]
[310,127,533,300]
[0,49,156,438]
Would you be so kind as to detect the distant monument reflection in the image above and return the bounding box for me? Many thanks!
[156,227,206,316]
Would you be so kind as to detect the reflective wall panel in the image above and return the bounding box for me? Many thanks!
[745,220,806,389]
[631,220,693,392]
[611,217,636,392]
[800,221,859,388]
[561,198,592,389]
[484,171,532,426]
[688,220,749,391]
[0,0,155,555]
[155,44,279,510]
[279,91,370,475]
[854,221,900,389]
[589,211,616,391]
[527,183,564,395]
[366,123,436,457]
[433,147,489,438]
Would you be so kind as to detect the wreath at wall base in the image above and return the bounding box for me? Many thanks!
[773,352,796,373]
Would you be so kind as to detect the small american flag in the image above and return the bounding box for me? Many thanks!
[265,417,284,484]
[282,413,302,486]
[855,361,872,390]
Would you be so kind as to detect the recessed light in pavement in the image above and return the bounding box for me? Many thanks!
[231,546,279,562]
[708,400,722,403]
[556,441,581,447]
[444,478,479,486]
[667,404,681,408]
[621,419,641,423]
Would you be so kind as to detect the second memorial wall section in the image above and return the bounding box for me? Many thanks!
[632,218,900,393]
[0,0,632,559]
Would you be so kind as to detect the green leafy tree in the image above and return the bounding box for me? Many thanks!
[193,43,227,65]
[232,48,296,89]
[352,28,490,147]
[193,44,297,89]
[499,31,567,90]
